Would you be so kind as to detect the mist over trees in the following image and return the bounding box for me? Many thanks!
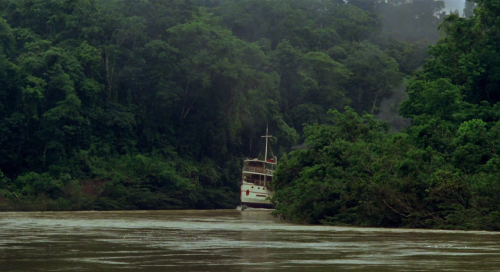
[350,0,445,42]
[0,0,473,217]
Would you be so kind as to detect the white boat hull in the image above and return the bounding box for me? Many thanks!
[240,182,273,208]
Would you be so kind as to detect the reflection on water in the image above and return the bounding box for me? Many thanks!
[1,209,499,271]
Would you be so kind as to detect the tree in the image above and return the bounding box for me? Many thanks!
[343,42,402,113]
[463,1,476,18]
[0,0,428,212]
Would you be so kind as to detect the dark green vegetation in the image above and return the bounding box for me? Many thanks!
[0,0,454,213]
[272,0,500,230]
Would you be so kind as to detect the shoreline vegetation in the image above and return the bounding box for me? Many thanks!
[2,0,499,230]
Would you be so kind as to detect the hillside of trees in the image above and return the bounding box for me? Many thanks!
[0,0,472,218]
[272,0,500,231]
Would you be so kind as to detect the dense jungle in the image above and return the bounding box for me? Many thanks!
[1,0,498,230]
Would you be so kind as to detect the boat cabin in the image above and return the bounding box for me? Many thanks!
[242,159,276,187]
[242,173,273,187]
[242,159,276,173]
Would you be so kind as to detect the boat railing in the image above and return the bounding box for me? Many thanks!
[242,166,274,175]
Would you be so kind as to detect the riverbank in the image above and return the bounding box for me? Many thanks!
[0,196,11,211]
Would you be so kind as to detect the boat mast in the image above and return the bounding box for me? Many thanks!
[261,126,272,186]
[262,126,272,161]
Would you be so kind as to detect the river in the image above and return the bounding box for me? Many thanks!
[1,209,499,271]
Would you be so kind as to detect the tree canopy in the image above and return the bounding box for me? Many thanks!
[0,0,454,213]
[272,0,500,230]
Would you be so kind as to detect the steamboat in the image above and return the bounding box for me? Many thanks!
[240,128,276,209]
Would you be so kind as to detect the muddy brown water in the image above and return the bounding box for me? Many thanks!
[1,210,499,271]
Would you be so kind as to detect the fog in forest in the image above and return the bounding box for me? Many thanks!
[373,0,467,130]
[444,0,465,13]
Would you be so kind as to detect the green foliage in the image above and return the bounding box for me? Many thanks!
[273,108,399,225]
[273,108,500,230]
[0,0,448,212]
[343,42,403,113]
[272,1,500,231]
[400,79,462,123]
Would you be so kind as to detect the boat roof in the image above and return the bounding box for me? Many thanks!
[243,158,276,164]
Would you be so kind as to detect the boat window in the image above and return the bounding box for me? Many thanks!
[250,176,272,187]
[244,174,266,185]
